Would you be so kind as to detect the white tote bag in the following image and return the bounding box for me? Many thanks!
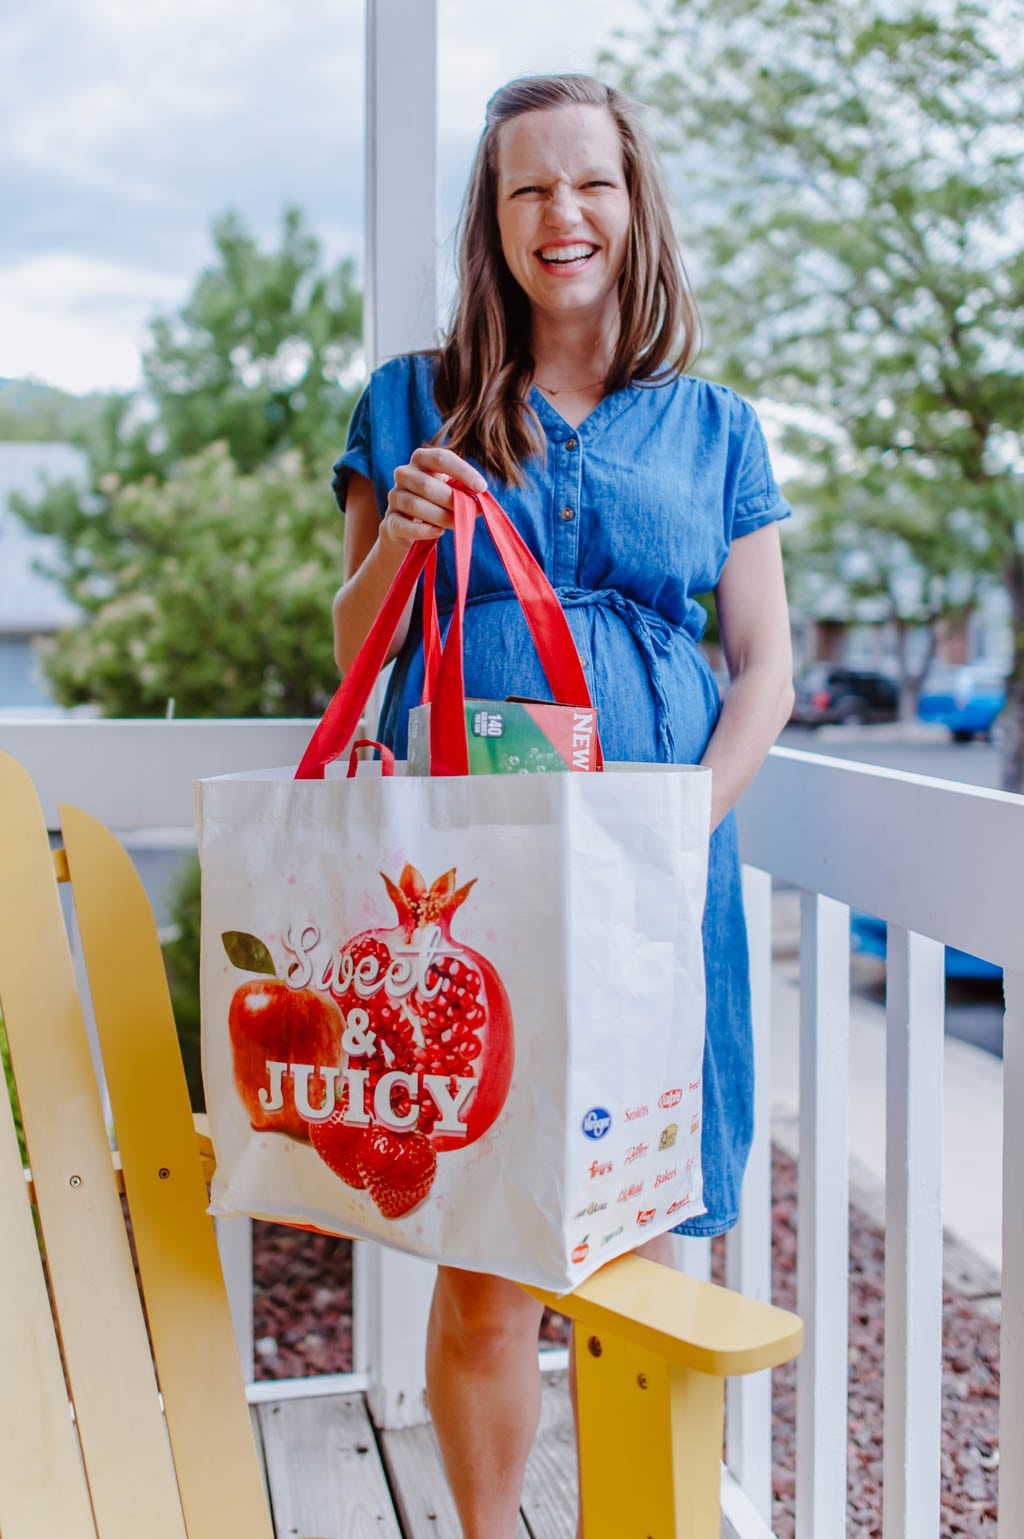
[197,489,711,1293]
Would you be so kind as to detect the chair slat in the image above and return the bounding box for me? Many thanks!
[61,803,274,1539]
[0,752,187,1539]
[0,1054,97,1539]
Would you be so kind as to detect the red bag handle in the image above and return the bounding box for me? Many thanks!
[421,544,442,701]
[346,739,395,778]
[427,484,599,774]
[294,540,431,779]
[294,484,599,780]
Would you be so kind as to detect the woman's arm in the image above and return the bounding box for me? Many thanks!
[701,522,794,831]
[332,449,487,676]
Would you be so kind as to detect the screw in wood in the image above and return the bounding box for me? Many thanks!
[587,1335,602,1357]
[69,1175,82,1188]
[637,1373,648,1388]
[158,1168,170,1180]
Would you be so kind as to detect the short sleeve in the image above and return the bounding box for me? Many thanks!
[331,382,373,512]
[726,401,792,543]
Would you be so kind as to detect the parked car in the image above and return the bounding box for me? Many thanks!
[916,661,1007,742]
[851,910,1001,981]
[789,665,899,727]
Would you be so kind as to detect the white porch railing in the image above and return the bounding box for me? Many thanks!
[2,718,1018,1538]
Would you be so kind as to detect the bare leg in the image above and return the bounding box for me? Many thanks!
[569,1231,677,1539]
[426,1265,546,1539]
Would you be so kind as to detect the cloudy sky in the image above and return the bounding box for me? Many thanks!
[2,0,653,395]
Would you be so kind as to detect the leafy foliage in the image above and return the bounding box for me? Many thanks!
[140,207,361,477]
[609,0,1024,773]
[0,1011,27,1167]
[161,857,204,1113]
[32,444,345,717]
[13,208,360,718]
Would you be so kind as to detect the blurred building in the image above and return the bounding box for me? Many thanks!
[0,441,85,711]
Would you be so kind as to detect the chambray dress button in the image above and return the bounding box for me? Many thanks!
[560,505,575,521]
[565,437,577,451]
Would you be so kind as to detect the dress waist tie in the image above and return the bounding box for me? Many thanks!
[434,586,682,763]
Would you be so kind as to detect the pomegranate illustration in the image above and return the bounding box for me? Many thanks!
[222,864,513,1221]
[322,863,514,1156]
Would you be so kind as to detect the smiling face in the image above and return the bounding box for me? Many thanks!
[495,103,631,333]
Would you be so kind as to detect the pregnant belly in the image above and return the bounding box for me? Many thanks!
[383,592,722,764]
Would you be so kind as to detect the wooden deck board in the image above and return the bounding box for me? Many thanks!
[249,1404,269,1496]
[254,1387,737,1538]
[521,1371,578,1539]
[378,1419,531,1539]
[256,1394,402,1539]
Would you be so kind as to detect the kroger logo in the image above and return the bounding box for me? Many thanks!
[582,1107,612,1140]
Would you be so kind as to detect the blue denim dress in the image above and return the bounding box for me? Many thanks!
[334,354,791,1235]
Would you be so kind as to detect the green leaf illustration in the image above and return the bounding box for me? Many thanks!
[221,931,277,976]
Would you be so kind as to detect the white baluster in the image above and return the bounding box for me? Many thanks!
[724,864,774,1525]
[883,925,945,1539]
[796,891,850,1539]
[364,1246,436,1429]
[674,1234,712,1280]
[1001,968,1024,1532]
[215,1215,255,1384]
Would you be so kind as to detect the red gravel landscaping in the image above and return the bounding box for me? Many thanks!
[252,1144,999,1536]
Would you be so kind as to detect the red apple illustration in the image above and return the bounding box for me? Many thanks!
[223,930,344,1142]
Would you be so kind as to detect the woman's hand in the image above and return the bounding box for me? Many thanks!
[381,446,487,549]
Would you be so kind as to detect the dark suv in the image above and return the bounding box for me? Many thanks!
[790,665,899,727]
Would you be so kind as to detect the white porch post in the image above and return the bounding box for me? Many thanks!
[359,0,440,1432]
[1000,968,1024,1531]
[365,0,439,364]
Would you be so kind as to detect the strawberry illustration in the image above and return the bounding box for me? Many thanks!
[359,1126,438,1218]
[309,1111,368,1190]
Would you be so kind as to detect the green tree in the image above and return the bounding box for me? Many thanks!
[34,444,345,717]
[141,207,361,476]
[14,208,361,716]
[610,0,1024,782]
[786,472,994,715]
[161,856,204,1112]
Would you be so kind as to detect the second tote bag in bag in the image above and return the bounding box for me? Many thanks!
[197,486,712,1293]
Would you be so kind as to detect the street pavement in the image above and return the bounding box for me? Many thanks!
[779,720,1003,788]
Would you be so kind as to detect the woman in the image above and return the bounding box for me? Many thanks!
[332,73,793,1539]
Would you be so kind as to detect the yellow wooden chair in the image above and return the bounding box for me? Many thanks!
[0,749,801,1539]
[0,749,273,1539]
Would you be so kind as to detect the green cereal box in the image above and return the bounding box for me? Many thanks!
[407,699,599,775]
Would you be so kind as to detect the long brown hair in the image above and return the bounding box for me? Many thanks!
[432,74,701,485]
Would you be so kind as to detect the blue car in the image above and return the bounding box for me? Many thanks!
[917,662,1007,742]
[851,911,1001,981]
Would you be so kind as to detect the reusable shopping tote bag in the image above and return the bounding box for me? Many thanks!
[196,486,712,1293]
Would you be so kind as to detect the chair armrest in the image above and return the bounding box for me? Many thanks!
[522,1252,801,1377]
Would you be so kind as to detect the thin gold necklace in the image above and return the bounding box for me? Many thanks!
[533,377,605,396]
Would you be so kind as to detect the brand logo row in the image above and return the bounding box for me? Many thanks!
[571,1194,695,1264]
[581,1086,699,1141]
